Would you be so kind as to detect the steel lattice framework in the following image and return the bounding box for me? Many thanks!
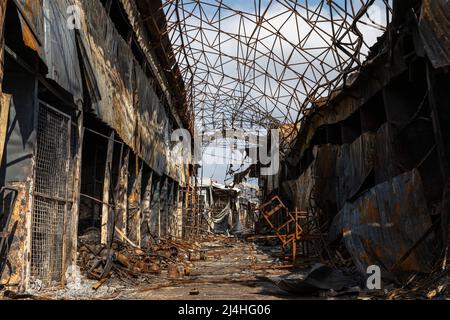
[162,0,392,132]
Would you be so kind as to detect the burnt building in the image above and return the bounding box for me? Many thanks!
[0,0,193,291]
[0,0,449,301]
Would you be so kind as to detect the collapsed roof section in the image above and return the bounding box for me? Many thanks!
[162,0,393,132]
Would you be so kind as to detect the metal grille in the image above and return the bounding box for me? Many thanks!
[31,102,71,286]
[31,197,65,283]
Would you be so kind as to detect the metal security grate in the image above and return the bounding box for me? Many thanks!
[31,102,71,286]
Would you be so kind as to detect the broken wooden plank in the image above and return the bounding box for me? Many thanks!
[92,272,113,291]
[115,226,139,248]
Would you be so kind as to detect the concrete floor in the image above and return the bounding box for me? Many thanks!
[13,236,380,300]
[6,237,448,300]
[116,238,296,300]
[15,237,302,300]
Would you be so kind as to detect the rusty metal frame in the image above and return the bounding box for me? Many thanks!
[161,0,393,143]
[257,195,323,261]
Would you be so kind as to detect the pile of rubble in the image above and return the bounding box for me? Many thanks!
[77,235,209,291]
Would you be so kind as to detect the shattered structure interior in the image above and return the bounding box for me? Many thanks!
[0,0,449,300]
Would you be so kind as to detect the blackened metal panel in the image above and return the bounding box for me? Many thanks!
[42,0,82,102]
[330,169,434,275]
[283,164,313,211]
[312,144,339,213]
[1,72,37,183]
[135,64,167,176]
[287,47,408,168]
[283,144,338,211]
[335,132,376,209]
[374,123,402,184]
[76,0,185,183]
[419,0,450,68]
[120,0,191,133]
[78,0,135,144]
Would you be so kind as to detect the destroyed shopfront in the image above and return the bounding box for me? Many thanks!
[0,0,193,291]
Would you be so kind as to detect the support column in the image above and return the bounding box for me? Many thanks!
[149,177,160,237]
[127,159,142,246]
[141,170,153,244]
[208,187,213,233]
[24,78,39,291]
[69,104,83,276]
[159,178,168,237]
[0,1,9,167]
[175,184,183,238]
[117,148,129,237]
[168,181,175,237]
[101,131,115,245]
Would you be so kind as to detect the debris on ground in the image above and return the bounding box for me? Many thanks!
[189,288,200,295]
[270,264,362,296]
[77,235,208,290]
[5,231,448,300]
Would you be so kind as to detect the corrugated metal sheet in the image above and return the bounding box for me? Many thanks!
[285,132,377,212]
[283,144,338,211]
[135,64,168,176]
[11,0,82,100]
[374,123,403,184]
[329,169,435,275]
[284,164,313,211]
[287,35,409,166]
[79,0,135,134]
[419,0,450,68]
[131,0,193,134]
[77,0,186,184]
[43,0,82,101]
[284,124,406,212]
[119,0,192,134]
[336,132,377,209]
[2,0,187,184]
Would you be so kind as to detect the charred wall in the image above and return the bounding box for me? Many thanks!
[280,0,450,277]
[0,0,191,291]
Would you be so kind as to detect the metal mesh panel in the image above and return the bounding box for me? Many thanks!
[31,102,71,286]
[34,106,70,199]
[31,197,65,284]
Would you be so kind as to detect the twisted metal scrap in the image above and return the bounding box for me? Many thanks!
[163,0,392,132]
